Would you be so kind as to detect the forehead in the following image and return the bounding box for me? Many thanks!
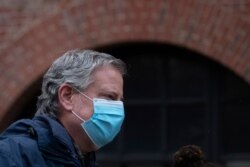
[87,65,124,96]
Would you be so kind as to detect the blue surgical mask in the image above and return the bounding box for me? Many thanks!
[72,89,125,149]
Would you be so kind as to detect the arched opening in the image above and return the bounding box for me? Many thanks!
[96,42,250,167]
[13,42,250,167]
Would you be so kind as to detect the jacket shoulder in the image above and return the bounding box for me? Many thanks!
[0,119,46,166]
[0,135,39,166]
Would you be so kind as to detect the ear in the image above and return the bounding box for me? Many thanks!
[58,84,74,111]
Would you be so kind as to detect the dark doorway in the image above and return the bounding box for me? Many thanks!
[96,42,250,167]
[13,42,250,167]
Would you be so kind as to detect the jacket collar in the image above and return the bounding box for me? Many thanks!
[1,114,96,166]
[33,114,96,166]
[32,114,80,160]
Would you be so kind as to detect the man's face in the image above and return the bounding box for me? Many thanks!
[58,64,124,152]
[74,64,124,122]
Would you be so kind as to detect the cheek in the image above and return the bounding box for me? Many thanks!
[72,98,93,120]
[73,100,83,112]
[81,103,94,120]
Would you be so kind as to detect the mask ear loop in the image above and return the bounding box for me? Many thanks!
[71,87,92,123]
[73,87,93,102]
[72,110,86,123]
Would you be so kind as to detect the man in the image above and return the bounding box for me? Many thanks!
[0,49,127,167]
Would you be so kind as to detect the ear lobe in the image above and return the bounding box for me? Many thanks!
[58,84,73,111]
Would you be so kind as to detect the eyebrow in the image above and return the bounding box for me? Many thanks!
[102,90,124,101]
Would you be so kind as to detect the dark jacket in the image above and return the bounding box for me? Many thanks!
[0,114,98,167]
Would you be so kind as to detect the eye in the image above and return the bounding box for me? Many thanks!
[107,95,116,100]
[100,93,117,100]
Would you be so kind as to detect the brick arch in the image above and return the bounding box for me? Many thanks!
[0,0,250,127]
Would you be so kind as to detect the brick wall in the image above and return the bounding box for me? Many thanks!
[0,0,249,127]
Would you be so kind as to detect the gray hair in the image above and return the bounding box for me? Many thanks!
[36,49,126,116]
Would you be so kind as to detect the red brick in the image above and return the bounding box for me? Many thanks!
[0,0,250,126]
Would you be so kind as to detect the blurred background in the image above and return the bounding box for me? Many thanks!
[0,0,250,167]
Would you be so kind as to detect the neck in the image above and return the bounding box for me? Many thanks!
[58,114,96,152]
